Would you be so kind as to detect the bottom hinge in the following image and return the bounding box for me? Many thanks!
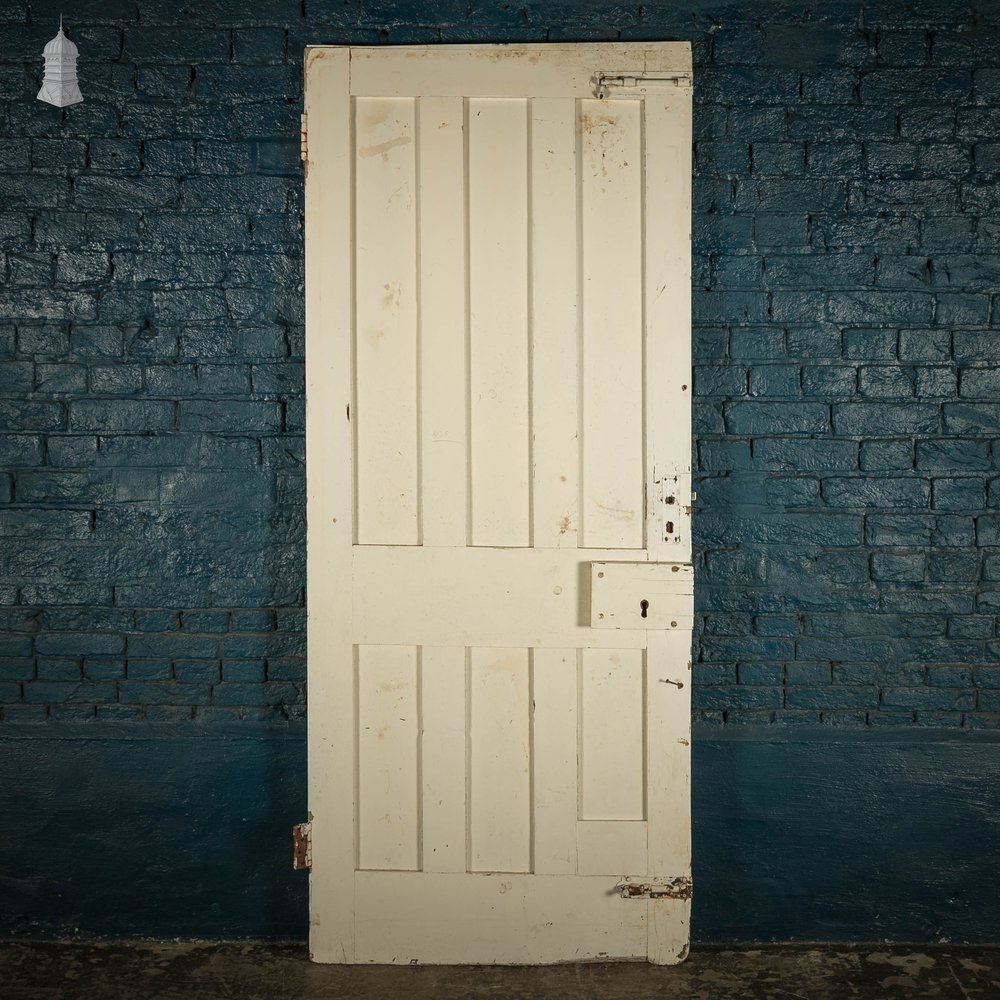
[292,821,312,871]
[616,875,692,900]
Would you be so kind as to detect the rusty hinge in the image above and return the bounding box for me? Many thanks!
[616,875,692,900]
[292,821,312,871]
[300,114,308,165]
[594,73,692,99]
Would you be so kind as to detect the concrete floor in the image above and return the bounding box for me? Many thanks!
[3,942,1000,999]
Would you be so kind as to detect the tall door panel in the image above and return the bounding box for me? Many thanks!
[305,42,693,965]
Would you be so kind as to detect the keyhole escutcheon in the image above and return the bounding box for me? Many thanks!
[640,599,649,619]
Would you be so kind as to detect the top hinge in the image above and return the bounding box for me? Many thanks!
[300,114,308,164]
[594,73,692,99]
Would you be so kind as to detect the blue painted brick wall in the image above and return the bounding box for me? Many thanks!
[1,0,1000,731]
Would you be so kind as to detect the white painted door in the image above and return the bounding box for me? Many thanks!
[304,42,693,966]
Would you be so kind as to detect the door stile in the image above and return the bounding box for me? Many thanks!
[305,46,356,963]
[642,84,694,965]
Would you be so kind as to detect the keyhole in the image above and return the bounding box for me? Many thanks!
[640,599,649,619]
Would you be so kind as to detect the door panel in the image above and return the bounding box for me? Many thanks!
[305,42,693,965]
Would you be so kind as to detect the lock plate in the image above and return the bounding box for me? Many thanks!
[590,561,693,631]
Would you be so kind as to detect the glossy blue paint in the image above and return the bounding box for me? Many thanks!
[2,728,998,942]
[2,0,1000,942]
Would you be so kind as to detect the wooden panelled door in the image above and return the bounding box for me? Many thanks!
[304,42,693,965]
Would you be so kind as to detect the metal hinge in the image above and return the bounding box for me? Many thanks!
[616,875,692,900]
[292,821,312,871]
[300,114,308,165]
[594,73,692,99]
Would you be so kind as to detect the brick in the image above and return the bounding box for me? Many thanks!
[0,290,96,322]
[823,476,930,509]
[221,633,304,658]
[126,660,173,681]
[724,401,830,435]
[182,611,229,633]
[933,477,986,511]
[860,440,912,471]
[125,28,229,62]
[922,217,975,253]
[737,663,783,685]
[943,403,1000,434]
[877,30,929,65]
[785,686,877,710]
[70,326,124,358]
[212,681,302,707]
[696,141,749,176]
[183,176,292,212]
[230,610,275,631]
[833,402,939,435]
[698,440,753,472]
[693,686,782,711]
[174,661,221,683]
[35,632,124,656]
[695,365,748,397]
[36,363,87,394]
[807,142,863,176]
[917,438,991,475]
[916,367,958,398]
[861,68,970,104]
[195,65,300,101]
[949,617,995,640]
[134,611,180,632]
[789,107,895,141]
[858,366,913,398]
[785,662,831,685]
[88,139,141,173]
[232,27,286,62]
[0,659,35,681]
[751,142,805,176]
[898,328,951,362]
[178,326,286,360]
[70,400,174,432]
[692,291,769,325]
[871,551,925,583]
[85,659,126,681]
[222,660,266,683]
[266,658,305,682]
[126,634,219,659]
[754,215,810,248]
[143,140,196,175]
[930,549,980,582]
[22,681,117,704]
[35,656,83,681]
[960,368,1000,398]
[752,438,856,472]
[729,328,782,360]
[767,252,873,288]
[118,682,211,706]
[881,687,975,711]
[0,434,42,467]
[937,295,988,326]
[786,326,842,360]
[74,176,179,210]
[802,365,857,397]
[867,514,971,547]
[749,365,800,397]
[178,400,282,433]
[827,291,934,325]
